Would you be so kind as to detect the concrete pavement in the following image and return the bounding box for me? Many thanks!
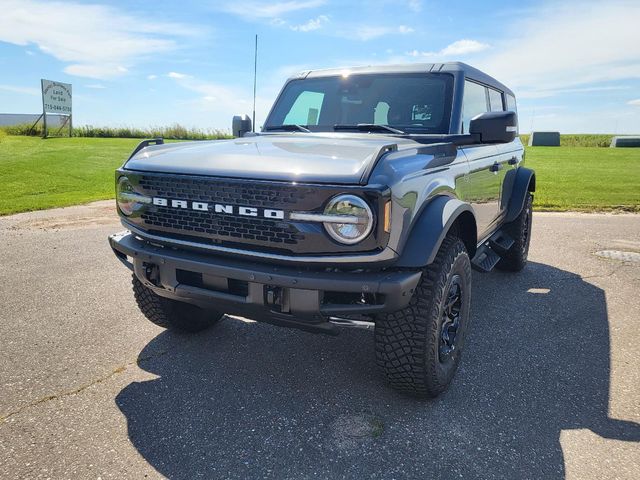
[0,202,638,479]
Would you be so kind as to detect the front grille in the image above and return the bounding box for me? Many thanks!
[138,175,314,209]
[136,174,315,248]
[125,171,385,255]
[142,207,302,245]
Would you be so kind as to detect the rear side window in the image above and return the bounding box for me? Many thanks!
[506,93,517,112]
[488,88,504,112]
[462,80,488,133]
[283,91,325,125]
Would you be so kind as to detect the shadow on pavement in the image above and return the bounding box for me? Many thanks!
[116,262,639,479]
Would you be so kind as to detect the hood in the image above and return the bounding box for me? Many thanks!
[124,133,417,185]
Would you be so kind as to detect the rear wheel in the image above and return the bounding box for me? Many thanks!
[496,193,533,272]
[132,274,224,333]
[375,234,472,397]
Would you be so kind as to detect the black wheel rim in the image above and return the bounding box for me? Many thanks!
[439,275,463,362]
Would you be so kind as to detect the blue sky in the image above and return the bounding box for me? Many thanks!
[1,0,639,133]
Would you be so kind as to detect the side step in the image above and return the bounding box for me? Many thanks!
[489,231,515,256]
[471,246,501,272]
[471,230,515,273]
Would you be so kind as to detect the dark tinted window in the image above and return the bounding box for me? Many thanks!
[265,73,454,134]
[488,88,504,112]
[461,80,488,133]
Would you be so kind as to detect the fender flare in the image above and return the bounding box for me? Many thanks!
[395,196,477,268]
[504,167,536,223]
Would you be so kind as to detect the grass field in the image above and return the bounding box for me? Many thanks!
[0,136,139,215]
[526,146,640,211]
[0,135,638,215]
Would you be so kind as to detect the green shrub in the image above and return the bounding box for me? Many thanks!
[71,124,231,140]
[520,134,615,147]
[1,123,44,136]
[0,123,231,140]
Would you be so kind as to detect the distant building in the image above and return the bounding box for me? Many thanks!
[0,113,65,127]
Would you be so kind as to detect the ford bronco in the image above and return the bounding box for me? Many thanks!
[109,62,535,397]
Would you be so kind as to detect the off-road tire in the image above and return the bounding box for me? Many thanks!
[496,193,533,272]
[375,234,472,397]
[132,274,223,333]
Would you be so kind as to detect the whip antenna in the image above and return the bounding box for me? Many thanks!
[252,34,258,132]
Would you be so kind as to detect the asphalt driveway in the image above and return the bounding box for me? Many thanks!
[0,202,638,479]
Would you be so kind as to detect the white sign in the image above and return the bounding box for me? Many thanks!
[41,79,72,115]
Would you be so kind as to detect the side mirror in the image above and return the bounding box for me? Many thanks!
[232,115,252,138]
[469,111,517,144]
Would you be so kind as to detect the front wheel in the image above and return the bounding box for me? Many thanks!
[132,274,224,333]
[375,234,472,397]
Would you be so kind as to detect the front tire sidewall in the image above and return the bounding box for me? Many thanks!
[430,252,472,389]
[375,237,472,397]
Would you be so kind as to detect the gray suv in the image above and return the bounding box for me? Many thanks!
[110,62,535,397]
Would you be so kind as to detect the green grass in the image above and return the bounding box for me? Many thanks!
[526,146,640,211]
[0,136,140,215]
[0,135,639,216]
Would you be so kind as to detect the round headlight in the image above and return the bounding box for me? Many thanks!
[323,194,374,244]
[116,176,149,216]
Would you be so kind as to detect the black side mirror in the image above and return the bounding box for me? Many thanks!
[469,111,517,144]
[232,115,252,138]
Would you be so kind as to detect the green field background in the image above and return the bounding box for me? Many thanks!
[0,135,638,215]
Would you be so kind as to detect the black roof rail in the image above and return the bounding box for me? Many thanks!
[128,138,164,161]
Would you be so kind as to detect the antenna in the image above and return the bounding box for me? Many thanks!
[252,34,258,132]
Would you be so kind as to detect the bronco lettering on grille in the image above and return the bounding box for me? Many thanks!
[152,197,285,219]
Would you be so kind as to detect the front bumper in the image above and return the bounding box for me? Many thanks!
[109,231,421,333]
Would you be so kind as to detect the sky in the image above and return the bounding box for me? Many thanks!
[0,0,639,134]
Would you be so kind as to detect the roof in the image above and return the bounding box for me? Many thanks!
[290,61,514,97]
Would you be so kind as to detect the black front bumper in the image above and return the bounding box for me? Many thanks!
[109,231,421,334]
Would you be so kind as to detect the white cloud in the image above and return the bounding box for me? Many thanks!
[0,84,40,96]
[0,0,199,79]
[407,0,422,12]
[147,74,158,80]
[408,39,490,58]
[354,25,414,41]
[217,1,325,20]
[25,50,34,56]
[628,99,640,107]
[476,1,640,96]
[167,72,190,79]
[85,84,106,89]
[290,15,329,32]
[165,73,273,129]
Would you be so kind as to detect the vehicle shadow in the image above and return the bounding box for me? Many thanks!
[116,262,639,479]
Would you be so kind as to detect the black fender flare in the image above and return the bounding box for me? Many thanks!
[504,167,536,223]
[395,196,477,268]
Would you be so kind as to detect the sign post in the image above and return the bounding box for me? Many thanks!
[40,79,72,138]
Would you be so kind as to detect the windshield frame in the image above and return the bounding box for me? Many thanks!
[263,72,455,135]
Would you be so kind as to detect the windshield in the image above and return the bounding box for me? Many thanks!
[264,73,454,134]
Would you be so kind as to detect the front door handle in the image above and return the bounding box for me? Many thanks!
[490,162,503,172]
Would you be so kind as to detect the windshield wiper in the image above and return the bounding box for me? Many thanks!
[264,124,311,133]
[333,124,405,134]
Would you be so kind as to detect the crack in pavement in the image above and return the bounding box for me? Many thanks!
[0,347,173,425]
[549,263,630,284]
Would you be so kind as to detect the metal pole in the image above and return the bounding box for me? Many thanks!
[41,79,47,138]
[27,113,43,136]
[252,34,257,132]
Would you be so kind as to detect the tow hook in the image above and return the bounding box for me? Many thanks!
[144,263,161,287]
